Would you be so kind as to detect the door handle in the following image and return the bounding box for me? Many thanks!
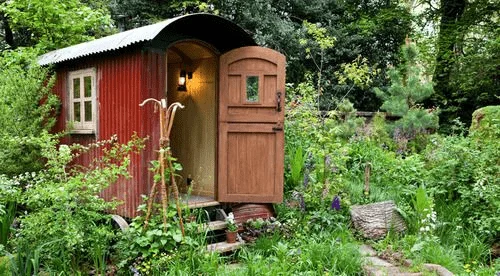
[276,92,282,112]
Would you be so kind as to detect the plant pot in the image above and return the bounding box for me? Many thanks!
[226,230,237,243]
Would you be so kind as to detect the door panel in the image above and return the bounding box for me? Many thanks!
[219,47,285,124]
[218,46,285,203]
[218,123,283,202]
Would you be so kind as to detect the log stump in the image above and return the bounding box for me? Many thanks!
[350,201,406,240]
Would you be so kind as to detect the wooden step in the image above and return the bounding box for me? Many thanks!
[198,220,227,233]
[206,240,245,253]
[205,220,227,231]
[186,200,220,209]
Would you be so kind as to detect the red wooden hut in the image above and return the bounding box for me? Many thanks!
[39,13,286,218]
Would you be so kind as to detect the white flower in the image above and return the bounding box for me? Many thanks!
[226,212,235,224]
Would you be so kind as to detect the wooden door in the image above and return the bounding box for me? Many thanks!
[218,46,285,203]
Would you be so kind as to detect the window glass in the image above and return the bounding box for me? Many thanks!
[84,101,92,122]
[84,76,92,97]
[73,102,81,122]
[73,78,80,99]
[246,76,259,102]
[69,69,96,133]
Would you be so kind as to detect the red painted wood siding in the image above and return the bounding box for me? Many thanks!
[52,48,165,217]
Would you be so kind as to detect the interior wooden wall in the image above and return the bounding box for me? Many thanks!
[167,57,217,197]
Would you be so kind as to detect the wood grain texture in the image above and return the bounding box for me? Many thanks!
[167,54,217,198]
[218,46,285,203]
[350,201,406,240]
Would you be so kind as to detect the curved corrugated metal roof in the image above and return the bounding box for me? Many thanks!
[38,13,255,65]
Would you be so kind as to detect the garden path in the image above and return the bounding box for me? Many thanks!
[360,244,454,276]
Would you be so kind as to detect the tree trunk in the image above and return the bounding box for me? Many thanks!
[1,11,15,49]
[432,0,466,120]
[350,201,406,240]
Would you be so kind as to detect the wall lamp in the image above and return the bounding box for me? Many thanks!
[177,70,193,92]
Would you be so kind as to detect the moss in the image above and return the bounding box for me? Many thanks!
[469,105,500,140]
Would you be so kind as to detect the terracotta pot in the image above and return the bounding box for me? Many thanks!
[226,230,237,243]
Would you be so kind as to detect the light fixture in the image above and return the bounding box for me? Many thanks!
[177,70,187,91]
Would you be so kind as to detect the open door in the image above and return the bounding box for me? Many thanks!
[218,46,285,203]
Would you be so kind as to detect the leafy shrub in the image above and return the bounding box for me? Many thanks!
[423,133,499,240]
[12,133,145,272]
[0,53,59,176]
[114,199,203,274]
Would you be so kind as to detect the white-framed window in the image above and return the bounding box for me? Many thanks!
[68,68,97,134]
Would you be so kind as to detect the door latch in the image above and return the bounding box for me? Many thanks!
[276,92,282,112]
[272,122,283,131]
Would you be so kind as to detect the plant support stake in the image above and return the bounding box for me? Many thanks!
[139,98,186,237]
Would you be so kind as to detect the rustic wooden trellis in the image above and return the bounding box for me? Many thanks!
[139,98,185,236]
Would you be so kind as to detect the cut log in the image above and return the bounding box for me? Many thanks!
[350,201,406,240]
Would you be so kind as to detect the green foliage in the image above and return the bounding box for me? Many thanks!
[0,256,9,276]
[426,0,499,130]
[411,186,436,236]
[2,0,114,50]
[225,212,238,232]
[469,105,500,140]
[374,41,438,150]
[6,242,42,276]
[0,52,59,176]
[0,200,16,248]
[286,146,305,191]
[235,230,362,275]
[115,200,202,274]
[300,21,335,53]
[13,133,145,272]
[285,78,366,213]
[419,241,463,274]
[336,56,379,89]
[109,0,215,30]
[423,132,499,240]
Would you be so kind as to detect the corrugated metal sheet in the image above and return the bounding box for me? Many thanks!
[97,50,146,217]
[38,13,257,66]
[52,49,165,217]
[38,18,176,66]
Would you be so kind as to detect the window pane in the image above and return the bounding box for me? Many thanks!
[73,78,80,99]
[246,76,259,102]
[84,76,92,97]
[84,101,92,122]
[73,102,81,122]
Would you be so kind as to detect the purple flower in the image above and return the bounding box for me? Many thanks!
[303,171,309,188]
[298,193,306,211]
[331,195,341,211]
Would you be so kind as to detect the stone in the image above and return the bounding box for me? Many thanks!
[365,256,394,267]
[360,244,377,257]
[423,264,454,276]
[469,105,500,140]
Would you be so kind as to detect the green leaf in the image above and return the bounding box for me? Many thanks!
[172,232,182,243]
